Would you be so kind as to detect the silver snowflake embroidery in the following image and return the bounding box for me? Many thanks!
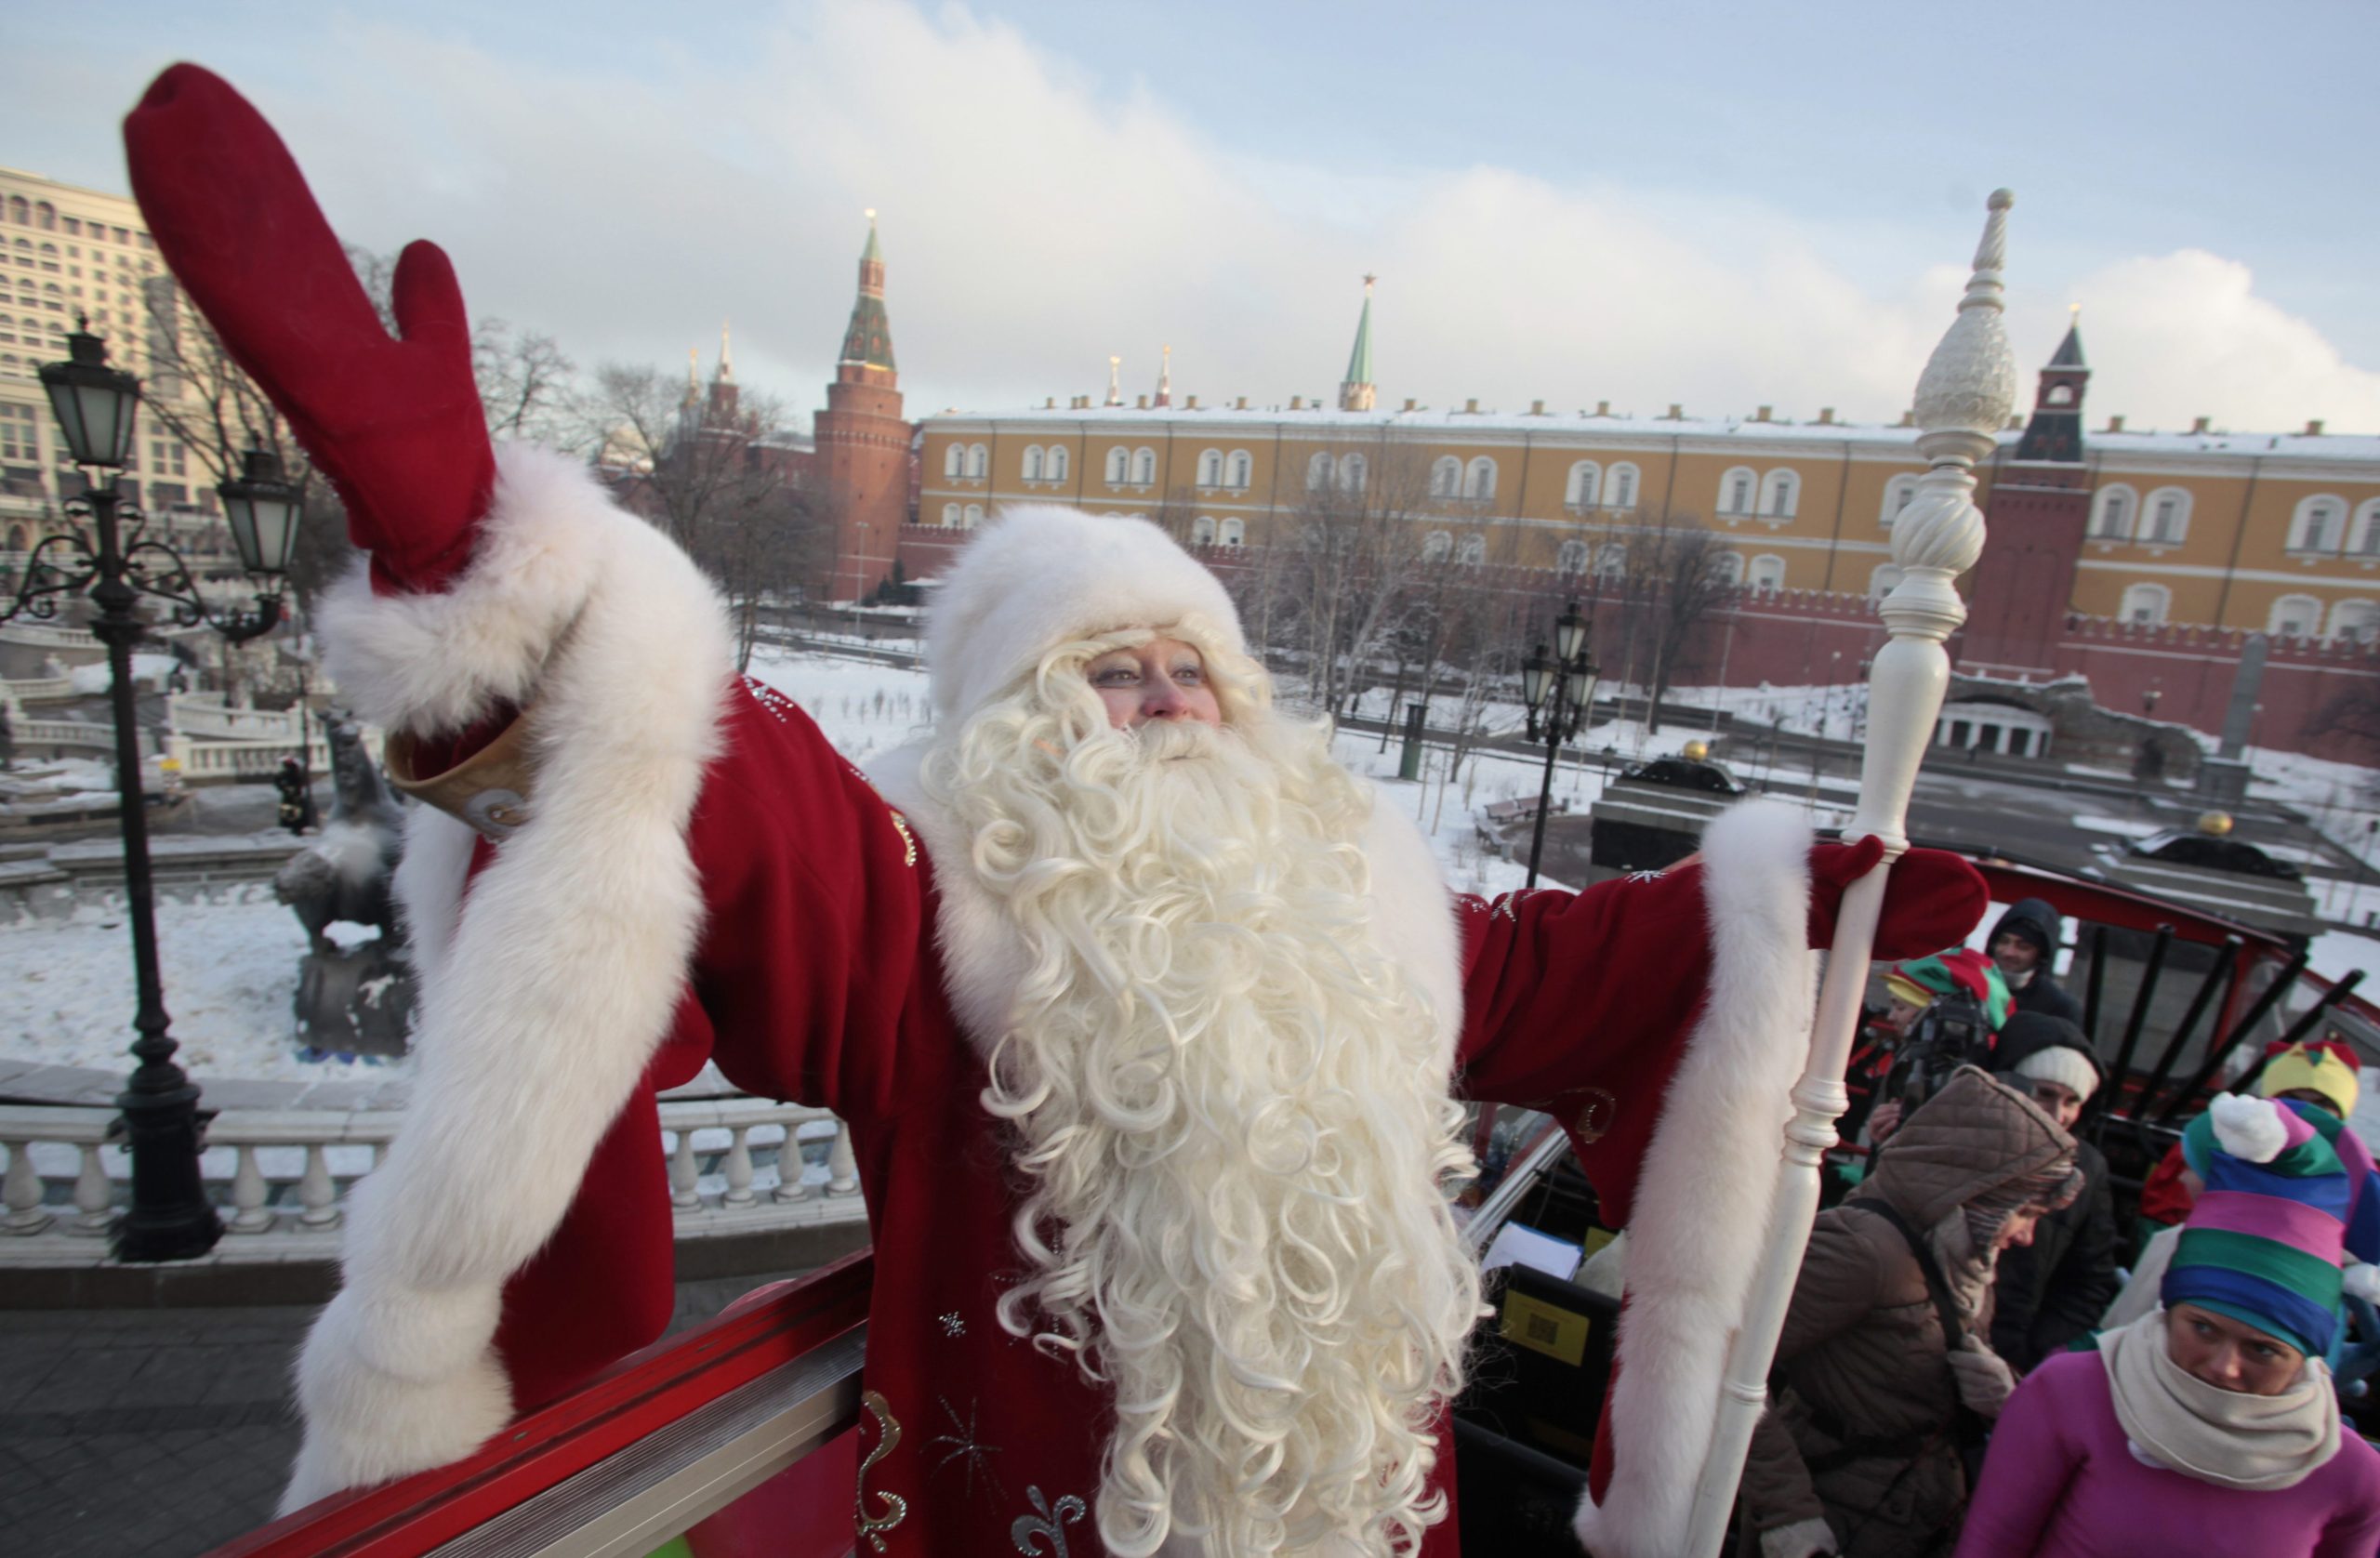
[938,1311,966,1338]
[927,1393,1007,1505]
[1012,1485,1086,1555]
[1624,868,1667,884]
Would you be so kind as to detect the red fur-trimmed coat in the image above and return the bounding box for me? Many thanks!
[291,446,1844,1556]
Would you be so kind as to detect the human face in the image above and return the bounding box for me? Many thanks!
[2022,1077,2086,1131]
[1990,931,2042,976]
[1884,996,1928,1035]
[2166,1302,2306,1396]
[1993,1205,2046,1252]
[1085,637,1223,730]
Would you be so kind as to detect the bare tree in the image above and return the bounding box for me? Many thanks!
[1618,509,1730,734]
[475,321,576,446]
[1258,436,1444,718]
[581,363,817,670]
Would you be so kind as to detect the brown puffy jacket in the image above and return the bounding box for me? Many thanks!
[1738,1068,2075,1558]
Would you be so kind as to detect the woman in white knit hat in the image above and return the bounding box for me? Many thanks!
[1990,1013,2122,1370]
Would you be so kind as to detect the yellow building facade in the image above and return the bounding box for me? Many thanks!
[918,402,2380,645]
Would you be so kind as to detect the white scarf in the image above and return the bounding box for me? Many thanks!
[2099,1307,2342,1491]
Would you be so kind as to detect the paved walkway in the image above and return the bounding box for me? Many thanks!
[1,1271,803,1557]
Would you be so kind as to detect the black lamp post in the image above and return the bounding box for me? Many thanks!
[1519,598,1599,890]
[6,320,304,1262]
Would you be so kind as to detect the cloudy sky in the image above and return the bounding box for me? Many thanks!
[5,1,2375,435]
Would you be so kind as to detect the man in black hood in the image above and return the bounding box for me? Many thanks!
[1990,897,2082,1025]
[1990,1011,2121,1369]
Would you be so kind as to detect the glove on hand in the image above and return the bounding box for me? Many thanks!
[1807,835,1987,961]
[1948,1338,2018,1419]
[1759,1515,1840,1558]
[122,64,494,594]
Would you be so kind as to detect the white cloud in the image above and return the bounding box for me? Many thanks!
[44,2,2377,436]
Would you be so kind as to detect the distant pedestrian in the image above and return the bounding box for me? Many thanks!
[1955,1093,2380,1558]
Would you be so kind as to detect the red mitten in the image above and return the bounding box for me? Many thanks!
[1808,837,1988,960]
[123,64,494,594]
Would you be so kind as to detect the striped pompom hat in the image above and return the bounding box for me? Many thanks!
[2166,1094,2362,1355]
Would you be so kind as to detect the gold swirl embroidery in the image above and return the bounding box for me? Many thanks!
[855,1389,908,1551]
[887,808,918,868]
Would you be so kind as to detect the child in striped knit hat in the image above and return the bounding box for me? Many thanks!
[1957,1093,2380,1557]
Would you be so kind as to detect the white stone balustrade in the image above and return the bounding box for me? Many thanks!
[0,1094,866,1264]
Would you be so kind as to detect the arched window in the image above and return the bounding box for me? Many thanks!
[5,197,27,226]
[2119,583,2170,626]
[1555,539,1590,574]
[2142,486,2191,544]
[1748,554,1787,593]
[34,203,55,231]
[5,523,26,551]
[1023,445,1044,481]
[1869,563,1904,599]
[1465,457,1498,502]
[1131,446,1157,484]
[943,442,964,478]
[1606,463,1639,509]
[1710,550,1745,587]
[967,443,988,479]
[2293,495,2346,553]
[1306,452,1332,492]
[1760,469,1799,519]
[2268,594,2322,639]
[1104,446,1130,485]
[1047,445,1069,482]
[1339,453,1367,493]
[1881,474,1921,529]
[2331,599,2380,645]
[1457,535,1487,566]
[1430,456,1462,497]
[1594,543,1628,580]
[1219,518,1245,548]
[2046,384,2074,406]
[1567,461,1601,509]
[1191,515,1217,545]
[1197,449,1223,486]
[941,502,960,528]
[2091,484,2136,540]
[2352,500,2380,557]
[962,504,985,530]
[1719,466,1756,516]
[1422,530,1452,561]
[1227,451,1251,489]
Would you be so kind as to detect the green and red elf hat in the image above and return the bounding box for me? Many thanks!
[1884,946,2013,1031]
[2169,1094,2380,1355]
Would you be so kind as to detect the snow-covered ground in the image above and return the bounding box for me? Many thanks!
[0,887,327,1078]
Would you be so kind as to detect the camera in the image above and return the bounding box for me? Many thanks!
[1882,989,1995,1112]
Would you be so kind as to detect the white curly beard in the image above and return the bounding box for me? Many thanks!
[924,638,1480,1558]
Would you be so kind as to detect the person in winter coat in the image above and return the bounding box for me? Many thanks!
[1954,1093,2380,1558]
[1990,1014,2122,1371]
[2135,1039,2362,1227]
[1989,898,2082,1025]
[1742,1067,2082,1558]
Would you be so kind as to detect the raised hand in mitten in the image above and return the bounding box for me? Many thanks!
[123,64,493,594]
[1806,835,1988,961]
[1947,1338,2019,1419]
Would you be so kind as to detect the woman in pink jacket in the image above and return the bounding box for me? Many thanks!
[1953,1094,2380,1557]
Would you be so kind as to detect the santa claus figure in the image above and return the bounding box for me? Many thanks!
[124,67,1982,1558]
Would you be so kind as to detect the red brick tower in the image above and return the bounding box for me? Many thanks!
[1965,314,2091,675]
[813,212,911,601]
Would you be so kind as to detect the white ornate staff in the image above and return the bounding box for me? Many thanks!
[1679,190,2017,1557]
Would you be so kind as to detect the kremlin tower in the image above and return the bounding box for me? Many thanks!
[813,211,913,601]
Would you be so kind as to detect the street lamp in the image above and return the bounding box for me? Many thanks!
[7,321,304,1262]
[1519,598,1599,890]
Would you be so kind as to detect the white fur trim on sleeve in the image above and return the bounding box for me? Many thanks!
[289,442,734,1506]
[2209,1092,2289,1164]
[1575,799,1818,1558]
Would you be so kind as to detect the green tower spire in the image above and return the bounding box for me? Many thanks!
[839,210,896,374]
[1339,274,1376,412]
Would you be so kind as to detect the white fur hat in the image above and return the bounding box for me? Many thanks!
[922,506,1246,722]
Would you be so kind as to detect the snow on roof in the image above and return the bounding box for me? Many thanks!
[919,403,2380,463]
